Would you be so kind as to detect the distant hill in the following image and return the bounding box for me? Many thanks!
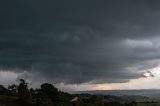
[77,89,160,97]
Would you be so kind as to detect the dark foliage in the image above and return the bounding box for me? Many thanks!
[0,79,139,106]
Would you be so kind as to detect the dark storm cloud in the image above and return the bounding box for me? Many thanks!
[1,0,160,84]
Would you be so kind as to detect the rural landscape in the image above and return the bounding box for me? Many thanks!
[0,79,160,106]
[2,0,160,106]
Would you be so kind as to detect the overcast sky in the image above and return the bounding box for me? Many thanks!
[1,0,160,91]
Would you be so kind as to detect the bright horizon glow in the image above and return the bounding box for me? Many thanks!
[57,65,160,91]
[1,65,160,91]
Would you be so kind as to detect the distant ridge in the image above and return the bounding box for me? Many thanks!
[76,89,160,97]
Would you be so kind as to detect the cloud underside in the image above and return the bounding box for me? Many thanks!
[1,0,160,85]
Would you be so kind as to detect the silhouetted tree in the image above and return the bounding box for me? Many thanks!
[35,88,53,106]
[41,83,59,103]
[0,85,8,95]
[17,79,32,104]
[8,84,18,96]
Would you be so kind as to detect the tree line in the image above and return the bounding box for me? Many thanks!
[0,79,137,106]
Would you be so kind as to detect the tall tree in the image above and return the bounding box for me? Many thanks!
[17,79,32,104]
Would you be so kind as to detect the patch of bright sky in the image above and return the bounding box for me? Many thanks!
[1,65,160,91]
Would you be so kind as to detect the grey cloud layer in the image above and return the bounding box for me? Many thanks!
[1,0,160,84]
